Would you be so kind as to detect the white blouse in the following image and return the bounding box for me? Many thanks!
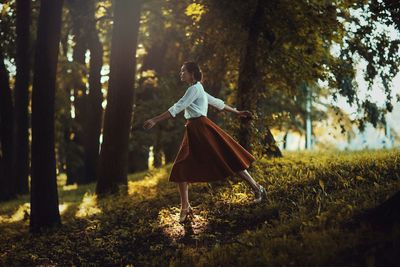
[168,81,225,119]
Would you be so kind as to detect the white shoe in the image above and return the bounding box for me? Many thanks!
[179,205,193,223]
[252,185,267,204]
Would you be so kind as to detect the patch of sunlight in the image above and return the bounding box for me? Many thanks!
[128,168,167,196]
[219,183,251,205]
[185,3,206,22]
[59,202,70,215]
[137,43,147,58]
[0,203,30,223]
[161,152,166,165]
[158,206,209,240]
[63,183,78,191]
[57,173,67,186]
[148,145,154,170]
[75,192,102,218]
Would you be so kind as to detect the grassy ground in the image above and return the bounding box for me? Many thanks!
[0,149,399,266]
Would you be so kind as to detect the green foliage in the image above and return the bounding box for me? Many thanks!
[0,149,399,266]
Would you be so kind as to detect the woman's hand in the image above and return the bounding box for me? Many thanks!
[237,110,252,119]
[143,118,157,130]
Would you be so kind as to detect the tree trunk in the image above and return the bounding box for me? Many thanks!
[283,130,289,150]
[128,149,149,173]
[236,0,265,152]
[83,10,104,184]
[262,127,282,157]
[96,0,142,196]
[65,0,89,185]
[30,0,63,233]
[13,0,32,195]
[0,50,15,202]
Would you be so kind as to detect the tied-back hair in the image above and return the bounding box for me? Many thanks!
[183,61,203,82]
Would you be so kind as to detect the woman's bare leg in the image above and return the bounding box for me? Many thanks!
[236,169,260,192]
[178,182,190,209]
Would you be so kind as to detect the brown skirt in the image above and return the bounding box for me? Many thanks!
[168,115,256,183]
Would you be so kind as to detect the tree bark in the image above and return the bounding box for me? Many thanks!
[65,0,89,185]
[96,0,142,196]
[138,36,168,169]
[236,0,282,158]
[64,0,104,185]
[30,0,63,233]
[236,0,266,152]
[13,0,32,195]
[0,50,15,202]
[83,4,104,184]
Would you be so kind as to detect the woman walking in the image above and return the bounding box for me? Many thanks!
[143,61,266,223]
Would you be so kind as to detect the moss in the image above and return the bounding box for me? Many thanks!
[0,148,399,266]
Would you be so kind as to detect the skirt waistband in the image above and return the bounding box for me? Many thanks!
[186,115,206,121]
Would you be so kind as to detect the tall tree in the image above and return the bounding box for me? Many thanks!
[96,0,143,196]
[30,0,64,233]
[13,0,32,195]
[236,0,266,153]
[84,1,104,184]
[65,0,104,185]
[64,0,89,185]
[0,49,15,202]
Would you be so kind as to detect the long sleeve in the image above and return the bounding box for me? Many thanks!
[206,92,225,110]
[168,85,199,117]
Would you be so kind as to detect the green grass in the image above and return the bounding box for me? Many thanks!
[0,149,399,266]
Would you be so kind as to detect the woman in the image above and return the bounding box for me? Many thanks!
[143,61,267,223]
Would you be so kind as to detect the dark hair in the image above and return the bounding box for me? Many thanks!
[183,61,203,82]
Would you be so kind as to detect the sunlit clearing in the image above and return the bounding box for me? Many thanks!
[158,206,209,240]
[0,203,30,223]
[75,192,102,218]
[128,168,167,196]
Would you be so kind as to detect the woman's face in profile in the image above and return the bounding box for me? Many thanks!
[180,65,192,83]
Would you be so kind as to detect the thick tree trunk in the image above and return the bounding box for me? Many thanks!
[128,149,149,173]
[30,0,63,233]
[203,62,226,123]
[134,25,168,171]
[65,0,88,185]
[236,0,282,158]
[96,0,142,196]
[83,6,104,184]
[13,0,32,195]
[65,0,103,185]
[0,50,15,202]
[236,0,266,152]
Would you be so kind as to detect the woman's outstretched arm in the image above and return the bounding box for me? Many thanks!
[206,91,251,118]
[222,104,252,118]
[143,110,172,130]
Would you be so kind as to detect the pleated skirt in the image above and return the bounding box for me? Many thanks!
[168,115,256,183]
